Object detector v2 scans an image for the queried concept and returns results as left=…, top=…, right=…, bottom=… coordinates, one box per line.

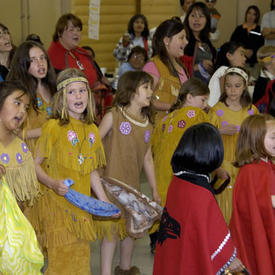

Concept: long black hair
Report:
left=7, top=41, right=56, bottom=111
left=152, top=18, right=187, bottom=77
left=214, top=41, right=244, bottom=71
left=127, top=14, right=149, bottom=38
left=171, top=122, right=224, bottom=175
left=183, top=2, right=216, bottom=60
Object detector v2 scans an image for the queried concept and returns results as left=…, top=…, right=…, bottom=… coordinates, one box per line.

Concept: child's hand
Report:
left=228, top=257, right=245, bottom=273
left=153, top=190, right=161, bottom=205
left=202, top=59, right=213, bottom=73
left=122, top=33, right=130, bottom=47
left=219, top=124, right=238, bottom=135
left=272, top=195, right=275, bottom=208
left=100, top=197, right=121, bottom=218
left=0, top=164, right=6, bottom=179
left=216, top=167, right=230, bottom=180
left=51, top=179, right=68, bottom=196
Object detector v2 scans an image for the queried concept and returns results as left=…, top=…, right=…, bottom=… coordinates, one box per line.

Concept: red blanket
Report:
left=154, top=176, right=236, bottom=275
left=230, top=160, right=275, bottom=275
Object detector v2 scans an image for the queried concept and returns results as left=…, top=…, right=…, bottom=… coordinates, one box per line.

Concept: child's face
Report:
left=66, top=81, right=88, bottom=120
left=205, top=0, right=216, bottom=9
left=227, top=47, right=246, bottom=67
left=28, top=46, right=48, bottom=80
left=129, top=52, right=145, bottom=70
left=133, top=82, right=153, bottom=108
left=224, top=74, right=245, bottom=103
left=164, top=29, right=188, bottom=58
left=264, top=121, right=275, bottom=157
left=188, top=8, right=207, bottom=33
left=0, top=27, right=12, bottom=52
left=133, top=17, right=145, bottom=35
left=186, top=94, right=209, bottom=110
left=182, top=0, right=194, bottom=12
left=0, top=90, right=30, bottom=132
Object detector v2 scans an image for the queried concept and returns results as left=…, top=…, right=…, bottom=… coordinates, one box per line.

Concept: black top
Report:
left=230, top=24, right=264, bottom=66
left=252, top=76, right=269, bottom=104
left=0, top=65, right=9, bottom=80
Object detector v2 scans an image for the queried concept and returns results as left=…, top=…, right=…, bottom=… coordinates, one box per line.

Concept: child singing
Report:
left=34, top=68, right=112, bottom=274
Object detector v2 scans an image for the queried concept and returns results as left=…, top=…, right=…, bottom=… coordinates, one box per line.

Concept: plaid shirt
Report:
left=113, top=33, right=152, bottom=64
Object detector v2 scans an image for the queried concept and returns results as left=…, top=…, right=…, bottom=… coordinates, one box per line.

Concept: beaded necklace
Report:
left=119, top=107, right=149, bottom=127
left=69, top=120, right=87, bottom=165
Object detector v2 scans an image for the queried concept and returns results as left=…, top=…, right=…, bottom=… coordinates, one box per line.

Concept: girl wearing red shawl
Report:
left=154, top=123, right=244, bottom=275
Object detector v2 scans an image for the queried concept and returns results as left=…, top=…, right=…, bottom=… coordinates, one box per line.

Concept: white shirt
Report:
left=208, top=66, right=228, bottom=107
left=261, top=10, right=275, bottom=46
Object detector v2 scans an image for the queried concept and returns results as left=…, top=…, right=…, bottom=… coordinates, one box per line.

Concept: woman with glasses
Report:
left=0, top=23, right=16, bottom=81
left=48, top=13, right=113, bottom=122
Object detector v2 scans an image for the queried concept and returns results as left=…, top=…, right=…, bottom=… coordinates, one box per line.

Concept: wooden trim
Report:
left=136, top=0, right=141, bottom=14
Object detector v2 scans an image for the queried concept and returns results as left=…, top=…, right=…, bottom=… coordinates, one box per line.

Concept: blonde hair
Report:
left=257, top=45, right=275, bottom=68
left=51, top=68, right=95, bottom=125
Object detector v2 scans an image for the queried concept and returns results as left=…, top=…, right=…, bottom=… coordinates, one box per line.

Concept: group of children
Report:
left=0, top=48, right=161, bottom=274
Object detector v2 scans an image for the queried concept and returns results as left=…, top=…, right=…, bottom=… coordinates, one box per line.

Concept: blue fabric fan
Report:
left=64, top=179, right=120, bottom=216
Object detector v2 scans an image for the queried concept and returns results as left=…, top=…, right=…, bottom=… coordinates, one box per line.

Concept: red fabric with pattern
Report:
left=153, top=176, right=236, bottom=275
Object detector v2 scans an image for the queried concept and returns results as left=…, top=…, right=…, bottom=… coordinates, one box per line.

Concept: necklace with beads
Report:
left=119, top=107, right=149, bottom=127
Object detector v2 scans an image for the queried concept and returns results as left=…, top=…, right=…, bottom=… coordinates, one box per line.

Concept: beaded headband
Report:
left=56, top=76, right=93, bottom=119
left=57, top=76, right=89, bottom=91
left=258, top=54, right=275, bottom=63
left=224, top=67, right=248, bottom=84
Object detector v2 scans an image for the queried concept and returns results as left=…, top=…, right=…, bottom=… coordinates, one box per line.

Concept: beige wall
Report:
left=0, top=0, right=65, bottom=49
left=213, top=0, right=270, bottom=49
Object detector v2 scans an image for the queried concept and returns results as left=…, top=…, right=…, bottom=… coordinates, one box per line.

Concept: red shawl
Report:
left=229, top=160, right=275, bottom=275
left=154, top=175, right=236, bottom=275
left=47, top=41, right=98, bottom=88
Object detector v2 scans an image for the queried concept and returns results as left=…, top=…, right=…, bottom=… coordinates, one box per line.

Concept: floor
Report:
left=90, top=172, right=156, bottom=275
left=90, top=236, right=154, bottom=275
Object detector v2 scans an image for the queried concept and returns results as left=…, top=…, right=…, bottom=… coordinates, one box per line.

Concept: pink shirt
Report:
left=143, top=61, right=188, bottom=84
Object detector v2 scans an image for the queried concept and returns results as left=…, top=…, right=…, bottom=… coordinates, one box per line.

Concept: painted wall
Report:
left=0, top=0, right=64, bottom=49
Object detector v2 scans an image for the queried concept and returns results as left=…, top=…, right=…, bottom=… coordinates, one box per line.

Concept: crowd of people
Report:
left=0, top=1, right=275, bottom=275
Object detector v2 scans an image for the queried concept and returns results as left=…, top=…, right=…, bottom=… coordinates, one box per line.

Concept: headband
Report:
left=56, top=76, right=93, bottom=119
left=224, top=67, right=248, bottom=84
left=57, top=76, right=89, bottom=91
left=258, top=54, right=275, bottom=63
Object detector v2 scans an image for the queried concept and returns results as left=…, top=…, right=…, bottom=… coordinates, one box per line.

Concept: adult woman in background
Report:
left=230, top=5, right=264, bottom=69
left=113, top=14, right=152, bottom=64
left=143, top=18, right=189, bottom=123
left=0, top=23, right=16, bottom=81
left=182, top=2, right=216, bottom=83
left=47, top=13, right=112, bottom=122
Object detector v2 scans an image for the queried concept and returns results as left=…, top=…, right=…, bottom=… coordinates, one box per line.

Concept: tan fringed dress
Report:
left=30, top=117, right=105, bottom=275
left=95, top=107, right=153, bottom=241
